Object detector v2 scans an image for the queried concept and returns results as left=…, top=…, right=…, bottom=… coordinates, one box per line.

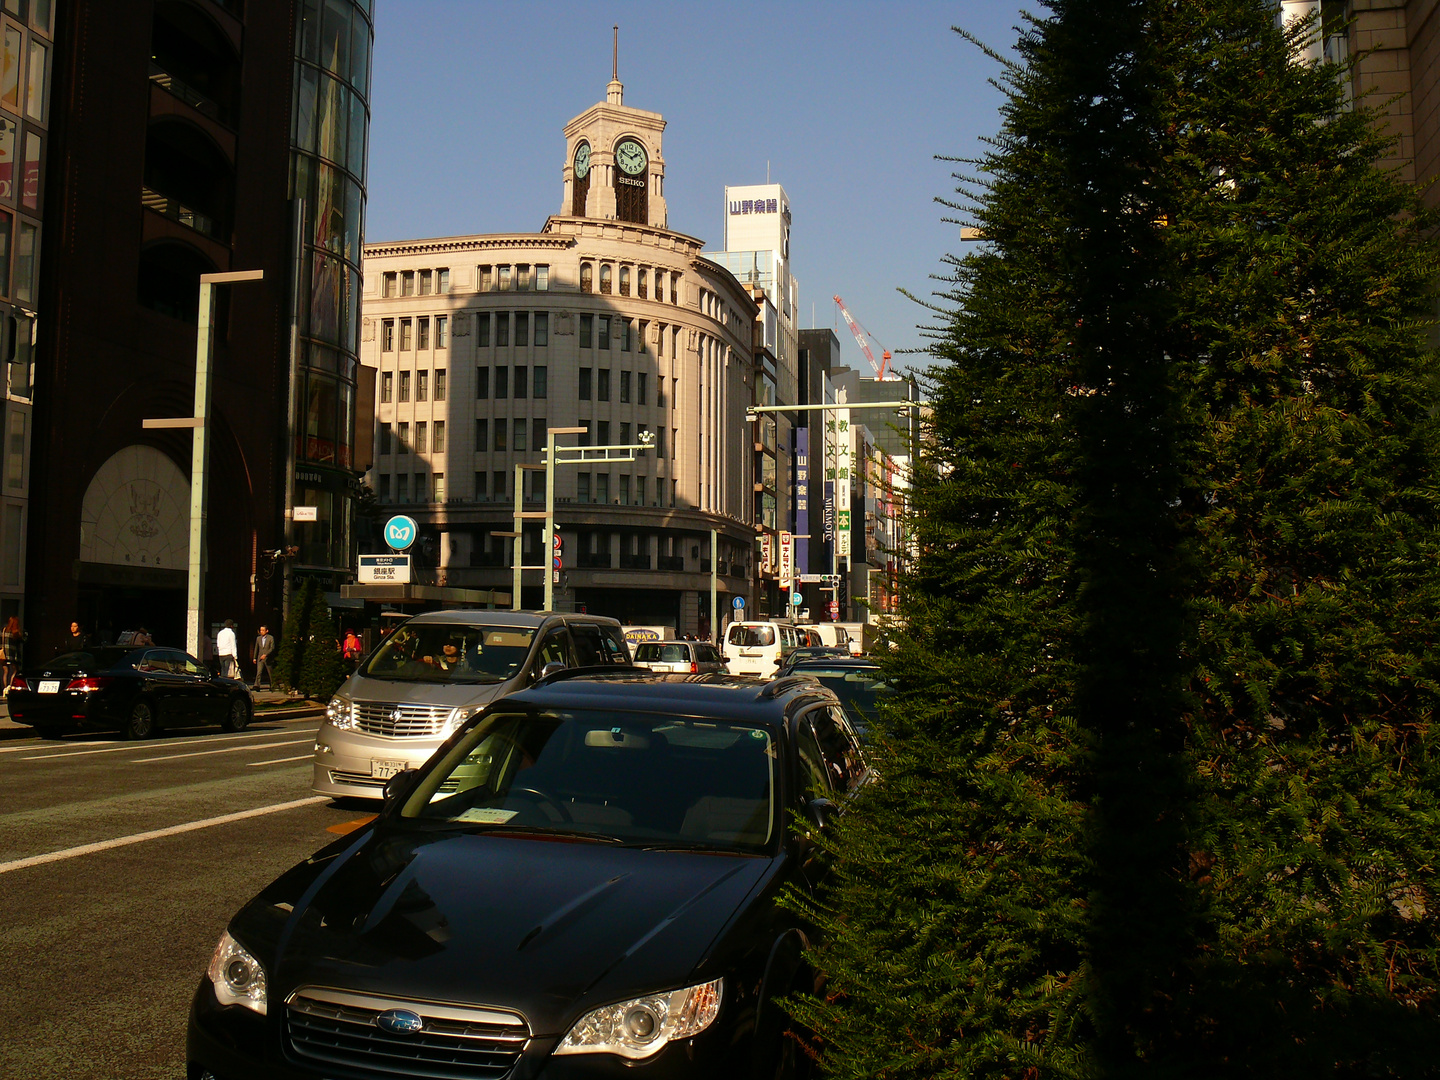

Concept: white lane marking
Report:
left=13, top=722, right=320, bottom=761
left=245, top=754, right=314, bottom=767
left=133, top=738, right=314, bottom=763
left=0, top=796, right=330, bottom=875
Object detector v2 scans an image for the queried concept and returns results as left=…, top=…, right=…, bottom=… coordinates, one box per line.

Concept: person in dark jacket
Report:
left=65, top=621, right=88, bottom=653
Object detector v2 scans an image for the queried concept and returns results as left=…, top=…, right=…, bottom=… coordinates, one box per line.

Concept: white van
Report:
left=723, top=620, right=801, bottom=678
left=810, top=624, right=852, bottom=652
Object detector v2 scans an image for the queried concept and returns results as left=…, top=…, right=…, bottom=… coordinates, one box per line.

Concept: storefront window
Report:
left=0, top=28, right=19, bottom=113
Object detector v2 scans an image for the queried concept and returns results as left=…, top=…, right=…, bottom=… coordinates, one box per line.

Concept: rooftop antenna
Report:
left=613, top=25, right=619, bottom=81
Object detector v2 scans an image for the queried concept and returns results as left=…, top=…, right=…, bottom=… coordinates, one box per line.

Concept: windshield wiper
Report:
left=458, top=824, right=624, bottom=844
left=630, top=841, right=750, bottom=854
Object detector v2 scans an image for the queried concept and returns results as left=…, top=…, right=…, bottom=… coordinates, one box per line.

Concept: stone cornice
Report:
left=364, top=234, right=574, bottom=257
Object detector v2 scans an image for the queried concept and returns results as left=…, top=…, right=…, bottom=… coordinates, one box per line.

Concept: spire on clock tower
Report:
left=607, top=26, right=623, bottom=105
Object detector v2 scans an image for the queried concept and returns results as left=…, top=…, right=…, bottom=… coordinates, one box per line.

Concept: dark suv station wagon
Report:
left=190, top=671, right=868, bottom=1079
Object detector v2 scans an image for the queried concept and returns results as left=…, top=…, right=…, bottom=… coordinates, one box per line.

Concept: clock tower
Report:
left=561, top=57, right=667, bottom=228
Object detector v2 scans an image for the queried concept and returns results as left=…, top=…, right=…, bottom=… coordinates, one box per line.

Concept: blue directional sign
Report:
left=732, top=596, right=746, bottom=611
left=384, top=515, right=418, bottom=552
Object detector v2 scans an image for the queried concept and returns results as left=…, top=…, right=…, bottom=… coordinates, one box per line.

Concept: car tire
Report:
left=125, top=699, right=157, bottom=740
left=221, top=695, right=251, bottom=732
left=34, top=725, right=65, bottom=740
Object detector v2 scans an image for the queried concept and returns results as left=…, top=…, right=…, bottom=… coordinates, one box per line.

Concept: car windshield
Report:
left=729, top=625, right=775, bottom=647
left=401, top=708, right=777, bottom=853
left=362, top=624, right=536, bottom=683
left=38, top=648, right=138, bottom=673
left=798, top=666, right=888, bottom=732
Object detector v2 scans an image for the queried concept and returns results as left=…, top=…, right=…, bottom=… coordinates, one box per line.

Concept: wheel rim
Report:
left=131, top=703, right=153, bottom=737
left=231, top=699, right=247, bottom=726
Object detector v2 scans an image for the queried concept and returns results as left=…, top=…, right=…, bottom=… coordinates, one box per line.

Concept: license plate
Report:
left=371, top=759, right=406, bottom=779
left=38, top=680, right=60, bottom=694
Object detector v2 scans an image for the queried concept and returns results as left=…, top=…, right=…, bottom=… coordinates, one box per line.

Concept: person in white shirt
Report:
left=216, top=620, right=239, bottom=679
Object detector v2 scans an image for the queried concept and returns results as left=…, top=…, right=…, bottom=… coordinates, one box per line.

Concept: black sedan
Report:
left=8, top=646, right=252, bottom=739
left=188, top=671, right=869, bottom=1080
left=775, top=656, right=889, bottom=737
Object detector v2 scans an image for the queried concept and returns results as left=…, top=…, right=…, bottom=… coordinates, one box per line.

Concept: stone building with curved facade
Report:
left=361, top=76, right=757, bottom=636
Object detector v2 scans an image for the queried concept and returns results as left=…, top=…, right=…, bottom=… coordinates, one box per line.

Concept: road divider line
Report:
left=133, top=738, right=313, bottom=763
left=12, top=721, right=320, bottom=760
left=245, top=754, right=314, bottom=767
left=0, top=796, right=330, bottom=875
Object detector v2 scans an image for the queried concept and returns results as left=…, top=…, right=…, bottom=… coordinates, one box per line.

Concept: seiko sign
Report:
left=617, top=175, right=645, bottom=187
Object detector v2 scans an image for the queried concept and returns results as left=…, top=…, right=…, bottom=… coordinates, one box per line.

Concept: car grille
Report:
left=286, top=987, right=530, bottom=1080
left=353, top=701, right=453, bottom=738
left=327, top=769, right=460, bottom=794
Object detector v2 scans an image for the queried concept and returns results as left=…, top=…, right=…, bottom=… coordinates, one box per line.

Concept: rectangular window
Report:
left=494, top=421, right=507, bottom=451
left=531, top=470, right=546, bottom=501
left=533, top=417, right=546, bottom=450
left=398, top=371, right=410, bottom=402
left=494, top=366, right=508, bottom=398
left=579, top=314, right=592, bottom=348
left=656, top=322, right=665, bottom=359
left=598, top=317, right=610, bottom=350
left=620, top=422, right=631, bottom=444
left=656, top=427, right=664, bottom=458
left=417, top=370, right=428, bottom=401
left=655, top=377, right=664, bottom=408
left=499, top=265, right=512, bottom=291
left=671, top=479, right=677, bottom=507
left=397, top=474, right=409, bottom=503
left=399, top=318, right=413, bottom=350
left=415, top=421, right=427, bottom=454
left=598, top=420, right=610, bottom=445
left=416, top=472, right=427, bottom=501
left=474, top=470, right=487, bottom=500
left=578, top=368, right=591, bottom=400
left=598, top=369, right=610, bottom=402
left=533, top=365, right=547, bottom=398
left=380, top=371, right=393, bottom=402
left=433, top=473, right=446, bottom=501
left=535, top=265, right=549, bottom=291
left=580, top=422, right=592, bottom=447
left=493, top=471, right=507, bottom=499
left=419, top=269, right=432, bottom=295
left=479, top=265, right=493, bottom=291
left=475, top=418, right=488, bottom=451
left=382, top=319, right=395, bottom=351
left=379, top=474, right=391, bottom=501
left=514, top=312, right=528, bottom=347
left=496, top=312, right=510, bottom=347
left=379, top=422, right=392, bottom=454
left=382, top=271, right=396, bottom=297
left=576, top=473, right=590, bottom=503
left=434, top=369, right=447, bottom=401
left=436, top=315, right=448, bottom=349
left=398, top=421, right=409, bottom=452
left=514, top=418, right=527, bottom=452
left=620, top=371, right=631, bottom=403
left=514, top=366, right=526, bottom=399
left=533, top=312, right=548, bottom=346
left=517, top=264, right=530, bottom=291
left=438, top=267, right=450, bottom=293
left=620, top=319, right=631, bottom=351
left=476, top=312, right=490, bottom=346
left=417, top=317, right=429, bottom=350
left=637, top=477, right=647, bottom=505
left=476, top=365, right=489, bottom=398
left=596, top=473, right=609, bottom=504
left=619, top=474, right=630, bottom=506
left=638, top=372, right=648, bottom=405
left=637, top=320, right=648, bottom=354
left=402, top=271, right=415, bottom=296
left=433, top=420, right=446, bottom=453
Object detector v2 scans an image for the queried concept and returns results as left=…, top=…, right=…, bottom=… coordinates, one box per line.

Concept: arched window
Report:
left=600, top=265, right=612, bottom=296
left=137, top=242, right=219, bottom=322
left=144, top=118, right=235, bottom=240
left=619, top=266, right=630, bottom=297
left=150, top=1, right=241, bottom=125
left=638, top=268, right=648, bottom=300
left=580, top=263, right=593, bottom=293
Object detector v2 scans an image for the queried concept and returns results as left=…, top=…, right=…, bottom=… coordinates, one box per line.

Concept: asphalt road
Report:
left=0, top=711, right=372, bottom=1080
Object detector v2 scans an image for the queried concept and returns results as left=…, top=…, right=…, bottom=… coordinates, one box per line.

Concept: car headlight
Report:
left=206, top=930, right=267, bottom=1015
left=441, top=704, right=486, bottom=737
left=555, top=978, right=722, bottom=1060
left=325, top=693, right=355, bottom=730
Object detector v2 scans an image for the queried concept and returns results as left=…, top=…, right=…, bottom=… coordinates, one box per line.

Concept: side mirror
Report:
left=538, top=661, right=567, bottom=681
left=382, top=768, right=420, bottom=808
left=803, top=797, right=837, bottom=833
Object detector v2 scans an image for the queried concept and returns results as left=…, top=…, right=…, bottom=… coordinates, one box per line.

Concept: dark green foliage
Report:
left=791, top=1, right=1440, bottom=1077
left=273, top=578, right=345, bottom=698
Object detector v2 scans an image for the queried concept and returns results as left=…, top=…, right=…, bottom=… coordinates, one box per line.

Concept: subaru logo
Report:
left=376, top=1008, right=424, bottom=1035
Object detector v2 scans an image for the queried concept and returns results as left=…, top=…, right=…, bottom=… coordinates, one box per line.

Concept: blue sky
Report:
left=365, top=1, right=1030, bottom=375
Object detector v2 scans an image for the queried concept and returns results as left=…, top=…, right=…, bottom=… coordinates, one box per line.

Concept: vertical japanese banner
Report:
left=835, top=409, right=852, bottom=559
left=779, top=531, right=793, bottom=590
left=795, top=428, right=810, bottom=579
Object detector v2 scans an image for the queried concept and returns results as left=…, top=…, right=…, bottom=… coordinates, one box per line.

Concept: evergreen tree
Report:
left=792, top=2, right=1440, bottom=1076
left=273, top=578, right=315, bottom=693
left=299, top=587, right=347, bottom=698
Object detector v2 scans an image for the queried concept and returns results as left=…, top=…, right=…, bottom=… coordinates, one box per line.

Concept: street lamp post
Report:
left=143, top=269, right=264, bottom=658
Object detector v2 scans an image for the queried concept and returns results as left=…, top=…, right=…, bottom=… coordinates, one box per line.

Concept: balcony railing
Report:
left=656, top=556, right=683, bottom=572
left=141, top=186, right=218, bottom=239
left=619, top=554, right=651, bottom=570
left=577, top=552, right=613, bottom=569
left=148, top=62, right=227, bottom=123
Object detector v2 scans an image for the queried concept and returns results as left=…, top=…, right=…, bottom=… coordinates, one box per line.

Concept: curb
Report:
left=0, top=702, right=326, bottom=739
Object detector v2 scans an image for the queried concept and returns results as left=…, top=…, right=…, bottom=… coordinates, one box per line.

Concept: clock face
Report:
left=615, top=139, right=648, bottom=176
left=573, top=142, right=591, bottom=180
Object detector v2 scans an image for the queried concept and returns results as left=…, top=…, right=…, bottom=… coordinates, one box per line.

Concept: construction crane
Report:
left=832, top=295, right=893, bottom=381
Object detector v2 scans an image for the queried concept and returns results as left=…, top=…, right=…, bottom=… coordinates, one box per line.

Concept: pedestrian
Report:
left=216, top=619, right=239, bottom=680
left=342, top=629, right=363, bottom=669
left=133, top=626, right=153, bottom=646
left=252, top=624, right=275, bottom=690
left=0, top=615, right=21, bottom=691
left=65, top=620, right=88, bottom=653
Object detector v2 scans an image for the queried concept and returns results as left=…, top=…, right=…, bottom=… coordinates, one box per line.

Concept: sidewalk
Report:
left=0, top=688, right=325, bottom=737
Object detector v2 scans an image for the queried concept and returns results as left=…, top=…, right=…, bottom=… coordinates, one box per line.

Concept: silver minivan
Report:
left=631, top=639, right=729, bottom=675
left=311, top=610, right=631, bottom=800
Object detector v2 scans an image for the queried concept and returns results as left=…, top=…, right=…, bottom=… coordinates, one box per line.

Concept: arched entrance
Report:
left=76, top=445, right=190, bottom=646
